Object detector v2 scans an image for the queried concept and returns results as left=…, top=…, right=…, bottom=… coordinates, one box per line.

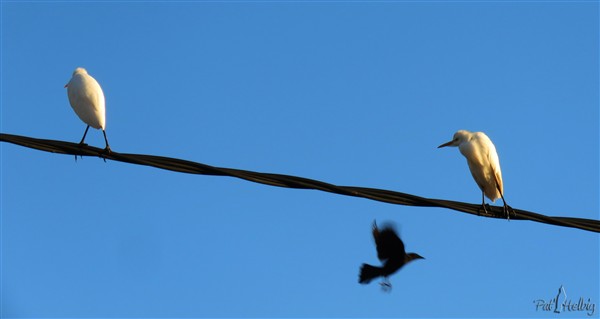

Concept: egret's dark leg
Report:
left=479, top=191, right=489, bottom=215
left=97, top=130, right=112, bottom=163
left=74, top=125, right=91, bottom=161
left=102, top=130, right=111, bottom=152
left=494, top=183, right=513, bottom=220
left=498, top=191, right=513, bottom=220
left=79, top=125, right=90, bottom=145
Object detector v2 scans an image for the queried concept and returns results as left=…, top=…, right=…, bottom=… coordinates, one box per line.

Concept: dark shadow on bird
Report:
left=359, top=220, right=424, bottom=291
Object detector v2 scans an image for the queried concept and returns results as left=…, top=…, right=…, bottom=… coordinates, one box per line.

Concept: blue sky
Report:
left=1, top=1, right=598, bottom=318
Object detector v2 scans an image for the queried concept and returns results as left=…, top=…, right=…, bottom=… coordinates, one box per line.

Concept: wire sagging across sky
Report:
left=2, top=132, right=599, bottom=233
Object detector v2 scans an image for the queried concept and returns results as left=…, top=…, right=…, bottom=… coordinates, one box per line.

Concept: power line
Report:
left=2, top=132, right=599, bottom=233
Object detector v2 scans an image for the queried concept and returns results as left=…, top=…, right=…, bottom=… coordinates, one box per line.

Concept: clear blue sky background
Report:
left=1, top=1, right=598, bottom=318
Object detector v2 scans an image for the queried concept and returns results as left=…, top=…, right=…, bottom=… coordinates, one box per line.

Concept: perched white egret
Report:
left=438, top=130, right=511, bottom=217
left=65, top=67, right=111, bottom=151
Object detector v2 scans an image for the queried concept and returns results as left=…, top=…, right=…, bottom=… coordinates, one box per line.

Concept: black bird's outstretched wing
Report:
left=373, top=223, right=406, bottom=262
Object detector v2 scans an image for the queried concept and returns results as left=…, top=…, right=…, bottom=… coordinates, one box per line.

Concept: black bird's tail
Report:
left=359, top=263, right=383, bottom=284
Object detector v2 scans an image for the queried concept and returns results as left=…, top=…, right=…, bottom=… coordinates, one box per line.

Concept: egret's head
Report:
left=72, top=67, right=88, bottom=76
left=66, top=68, right=89, bottom=88
left=438, top=130, right=472, bottom=148
left=65, top=68, right=87, bottom=87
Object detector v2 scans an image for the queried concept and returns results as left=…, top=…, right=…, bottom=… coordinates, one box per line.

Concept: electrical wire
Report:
left=2, top=132, right=598, bottom=233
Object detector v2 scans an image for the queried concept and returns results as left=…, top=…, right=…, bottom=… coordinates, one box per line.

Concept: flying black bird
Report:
left=359, top=221, right=424, bottom=289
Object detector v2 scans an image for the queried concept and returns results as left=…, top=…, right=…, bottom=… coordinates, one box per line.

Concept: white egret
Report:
left=438, top=130, right=511, bottom=217
left=65, top=67, right=111, bottom=152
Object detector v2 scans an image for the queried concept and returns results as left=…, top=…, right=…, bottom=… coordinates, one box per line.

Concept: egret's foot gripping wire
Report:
left=504, top=204, right=516, bottom=221
left=478, top=203, right=493, bottom=216
left=101, top=147, right=112, bottom=163
left=74, top=142, right=89, bottom=162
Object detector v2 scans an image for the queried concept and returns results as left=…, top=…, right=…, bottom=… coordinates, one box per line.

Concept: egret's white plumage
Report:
left=65, top=67, right=111, bottom=151
left=438, top=130, right=509, bottom=215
